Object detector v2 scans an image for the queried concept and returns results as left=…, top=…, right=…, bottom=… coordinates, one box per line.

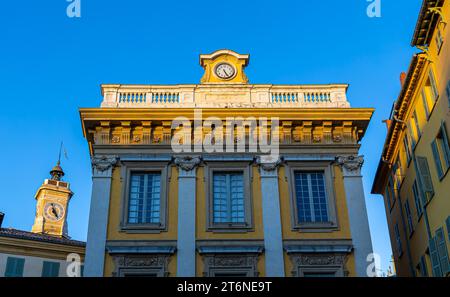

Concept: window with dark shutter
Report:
left=416, top=156, right=434, bottom=203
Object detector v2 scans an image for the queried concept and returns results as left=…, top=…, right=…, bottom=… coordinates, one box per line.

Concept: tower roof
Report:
left=50, top=161, right=65, bottom=181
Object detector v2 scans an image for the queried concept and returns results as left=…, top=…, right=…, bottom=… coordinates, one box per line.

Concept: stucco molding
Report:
left=201, top=253, right=261, bottom=277
left=336, top=155, right=364, bottom=176
left=256, top=156, right=283, bottom=176
left=91, top=155, right=118, bottom=177
left=288, top=253, right=349, bottom=277
left=111, top=254, right=172, bottom=277
left=174, top=156, right=202, bottom=172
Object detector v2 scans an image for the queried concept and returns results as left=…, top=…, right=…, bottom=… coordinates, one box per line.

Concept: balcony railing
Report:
left=100, top=84, right=350, bottom=108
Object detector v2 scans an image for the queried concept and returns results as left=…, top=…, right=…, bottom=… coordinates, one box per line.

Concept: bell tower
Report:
left=31, top=162, right=73, bottom=238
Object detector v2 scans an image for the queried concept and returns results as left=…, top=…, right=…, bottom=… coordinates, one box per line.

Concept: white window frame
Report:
left=287, top=162, right=338, bottom=231
left=205, top=162, right=253, bottom=232
left=120, top=162, right=169, bottom=233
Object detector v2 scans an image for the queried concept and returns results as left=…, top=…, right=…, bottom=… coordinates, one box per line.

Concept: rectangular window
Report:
left=5, top=257, right=25, bottom=277
left=393, top=157, right=403, bottom=190
left=128, top=172, right=161, bottom=224
left=432, top=122, right=450, bottom=179
left=422, top=89, right=431, bottom=119
left=385, top=186, right=392, bottom=211
left=446, top=80, right=450, bottom=108
left=412, top=181, right=423, bottom=218
left=412, top=110, right=422, bottom=139
left=419, top=255, right=428, bottom=277
left=436, top=228, right=450, bottom=275
left=404, top=136, right=412, bottom=164
left=394, top=223, right=403, bottom=257
left=294, top=171, right=329, bottom=223
left=429, top=69, right=439, bottom=104
left=388, top=175, right=396, bottom=207
left=431, top=140, right=444, bottom=178
left=429, top=237, right=442, bottom=277
left=42, top=261, right=60, bottom=277
left=416, top=156, right=435, bottom=203
left=212, top=172, right=245, bottom=224
left=405, top=200, right=414, bottom=235
left=446, top=217, right=450, bottom=242
left=408, top=123, right=417, bottom=149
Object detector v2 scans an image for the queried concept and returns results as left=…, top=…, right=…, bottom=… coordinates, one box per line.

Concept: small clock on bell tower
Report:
left=31, top=161, right=73, bottom=238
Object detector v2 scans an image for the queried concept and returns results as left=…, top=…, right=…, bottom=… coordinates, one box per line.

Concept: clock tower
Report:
left=200, top=49, right=249, bottom=84
left=31, top=162, right=73, bottom=238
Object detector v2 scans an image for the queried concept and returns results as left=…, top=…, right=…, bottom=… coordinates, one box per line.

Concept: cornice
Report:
left=0, top=237, right=85, bottom=260
left=411, top=0, right=445, bottom=46
left=79, top=108, right=374, bottom=121
left=373, top=54, right=428, bottom=192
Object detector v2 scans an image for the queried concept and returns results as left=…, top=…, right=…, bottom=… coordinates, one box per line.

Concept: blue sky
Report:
left=0, top=0, right=422, bottom=275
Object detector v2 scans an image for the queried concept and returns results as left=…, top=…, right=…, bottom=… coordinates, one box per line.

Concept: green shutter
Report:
left=436, top=228, right=450, bottom=275
left=42, top=261, right=60, bottom=277
left=412, top=181, right=423, bottom=217
left=385, top=186, right=392, bottom=210
left=404, top=137, right=412, bottom=163
left=440, top=122, right=450, bottom=169
left=431, top=140, right=444, bottom=178
left=446, top=217, right=450, bottom=242
left=416, top=156, right=434, bottom=203
left=429, top=69, right=439, bottom=102
left=420, top=256, right=428, bottom=277
left=5, top=257, right=25, bottom=277
left=430, top=237, right=442, bottom=277
left=408, top=124, right=417, bottom=148
left=422, top=89, right=431, bottom=119
left=413, top=111, right=421, bottom=138
left=446, top=80, right=450, bottom=108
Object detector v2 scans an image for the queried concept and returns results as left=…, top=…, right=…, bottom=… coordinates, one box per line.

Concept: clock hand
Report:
left=51, top=205, right=59, bottom=219
left=223, top=69, right=229, bottom=76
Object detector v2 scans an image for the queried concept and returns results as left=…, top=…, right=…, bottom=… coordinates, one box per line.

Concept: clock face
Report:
left=44, top=202, right=65, bottom=222
left=215, top=63, right=235, bottom=79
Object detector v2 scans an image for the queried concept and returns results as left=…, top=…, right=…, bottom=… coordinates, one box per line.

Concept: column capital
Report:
left=174, top=156, right=202, bottom=173
left=91, top=155, right=118, bottom=178
left=256, top=156, right=283, bottom=177
left=336, top=155, right=364, bottom=177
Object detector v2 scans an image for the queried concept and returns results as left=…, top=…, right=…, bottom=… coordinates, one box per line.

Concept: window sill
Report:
left=119, top=224, right=167, bottom=234
left=207, top=224, right=254, bottom=233
left=292, top=222, right=338, bottom=233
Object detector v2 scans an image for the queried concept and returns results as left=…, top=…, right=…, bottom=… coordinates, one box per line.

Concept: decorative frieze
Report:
left=202, top=254, right=260, bottom=277
left=289, top=253, right=349, bottom=277
left=111, top=254, right=172, bottom=277
left=89, top=120, right=362, bottom=146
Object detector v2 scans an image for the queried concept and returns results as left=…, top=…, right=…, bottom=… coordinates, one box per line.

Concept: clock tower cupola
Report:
left=31, top=161, right=73, bottom=238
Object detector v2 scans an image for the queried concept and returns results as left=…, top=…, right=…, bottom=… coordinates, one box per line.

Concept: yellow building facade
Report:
left=372, top=0, right=450, bottom=277
left=81, top=49, right=374, bottom=277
